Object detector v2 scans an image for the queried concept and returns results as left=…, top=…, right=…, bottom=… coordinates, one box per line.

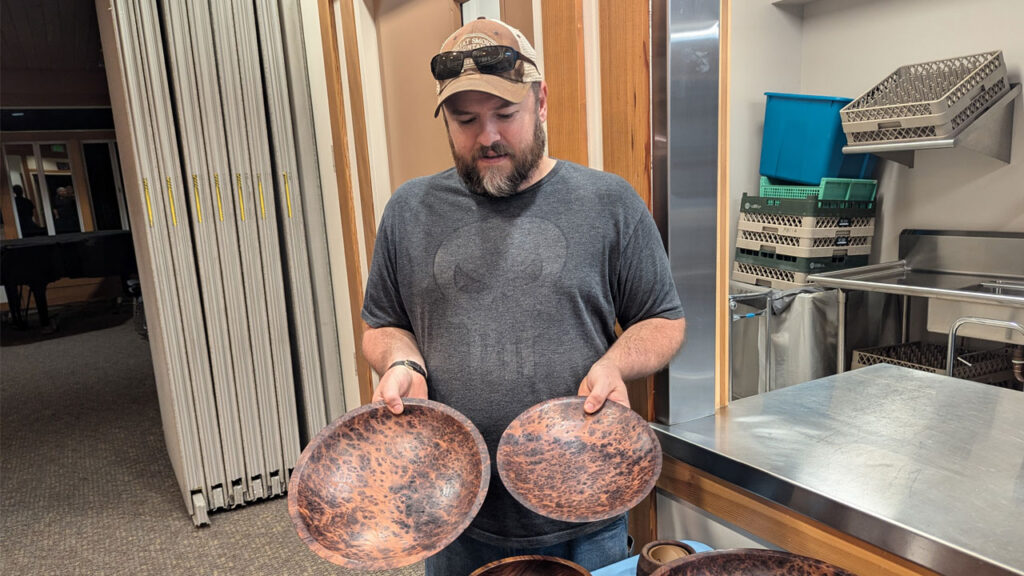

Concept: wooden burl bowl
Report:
left=469, top=555, right=591, bottom=576
left=650, top=549, right=857, bottom=576
left=496, top=396, right=662, bottom=523
left=287, top=399, right=489, bottom=570
left=637, top=540, right=697, bottom=576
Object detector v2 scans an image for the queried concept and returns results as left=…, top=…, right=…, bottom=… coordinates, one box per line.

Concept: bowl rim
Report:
left=287, top=398, right=490, bottom=569
left=468, top=554, right=591, bottom=576
left=648, top=548, right=856, bottom=576
left=496, top=395, right=662, bottom=523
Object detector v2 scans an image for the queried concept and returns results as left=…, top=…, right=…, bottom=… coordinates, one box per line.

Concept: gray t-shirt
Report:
left=362, top=160, right=684, bottom=547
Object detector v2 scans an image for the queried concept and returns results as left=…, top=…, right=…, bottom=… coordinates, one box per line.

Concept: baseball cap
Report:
left=433, top=18, right=543, bottom=117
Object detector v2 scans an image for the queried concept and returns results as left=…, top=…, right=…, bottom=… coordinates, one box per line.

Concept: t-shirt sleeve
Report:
left=361, top=205, right=413, bottom=331
left=614, top=202, right=685, bottom=329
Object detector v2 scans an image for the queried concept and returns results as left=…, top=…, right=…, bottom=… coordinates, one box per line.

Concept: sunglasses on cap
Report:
left=430, top=45, right=534, bottom=81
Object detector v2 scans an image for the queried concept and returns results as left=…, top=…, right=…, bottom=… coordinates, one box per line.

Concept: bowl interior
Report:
left=496, top=396, right=662, bottom=522
left=470, top=555, right=591, bottom=576
left=288, top=399, right=489, bottom=569
left=650, top=549, right=856, bottom=576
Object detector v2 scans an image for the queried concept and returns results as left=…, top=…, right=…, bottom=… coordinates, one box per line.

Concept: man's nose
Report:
left=476, top=119, right=501, bottom=148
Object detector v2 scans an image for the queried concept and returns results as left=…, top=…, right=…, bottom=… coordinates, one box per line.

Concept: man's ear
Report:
left=536, top=81, right=549, bottom=123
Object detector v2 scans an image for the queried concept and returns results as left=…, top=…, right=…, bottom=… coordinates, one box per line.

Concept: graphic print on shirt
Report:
left=433, top=216, right=568, bottom=384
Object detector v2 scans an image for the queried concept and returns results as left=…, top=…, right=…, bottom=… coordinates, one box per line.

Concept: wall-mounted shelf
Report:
left=841, top=83, right=1020, bottom=168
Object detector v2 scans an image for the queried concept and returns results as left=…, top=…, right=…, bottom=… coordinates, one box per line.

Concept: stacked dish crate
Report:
left=734, top=92, right=879, bottom=290
left=840, top=51, right=1009, bottom=147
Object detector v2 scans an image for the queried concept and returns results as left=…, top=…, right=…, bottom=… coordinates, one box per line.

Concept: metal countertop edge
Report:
left=650, top=423, right=1023, bottom=576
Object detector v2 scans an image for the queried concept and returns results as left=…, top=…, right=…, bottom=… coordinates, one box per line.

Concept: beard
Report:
left=451, top=116, right=546, bottom=198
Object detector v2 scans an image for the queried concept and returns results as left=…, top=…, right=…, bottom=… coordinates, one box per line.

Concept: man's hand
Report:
left=372, top=365, right=428, bottom=415
left=578, top=359, right=631, bottom=414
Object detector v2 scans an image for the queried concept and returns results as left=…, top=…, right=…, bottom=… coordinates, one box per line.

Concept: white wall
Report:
left=728, top=1, right=803, bottom=259
left=731, top=0, right=1024, bottom=263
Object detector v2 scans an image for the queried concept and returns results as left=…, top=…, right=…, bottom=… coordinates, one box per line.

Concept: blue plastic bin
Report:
left=759, top=92, right=877, bottom=185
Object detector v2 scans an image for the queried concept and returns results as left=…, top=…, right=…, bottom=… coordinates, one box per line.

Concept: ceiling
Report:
left=1, top=0, right=103, bottom=74
left=0, top=0, right=109, bottom=108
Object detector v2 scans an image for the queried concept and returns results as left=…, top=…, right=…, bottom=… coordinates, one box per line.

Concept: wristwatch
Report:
left=388, top=359, right=428, bottom=380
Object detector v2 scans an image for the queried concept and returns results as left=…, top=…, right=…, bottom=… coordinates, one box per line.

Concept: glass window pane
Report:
left=83, top=142, right=124, bottom=231
left=42, top=143, right=81, bottom=234
left=4, top=144, right=47, bottom=237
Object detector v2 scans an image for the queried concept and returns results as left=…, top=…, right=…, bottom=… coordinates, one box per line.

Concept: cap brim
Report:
left=434, top=74, right=533, bottom=117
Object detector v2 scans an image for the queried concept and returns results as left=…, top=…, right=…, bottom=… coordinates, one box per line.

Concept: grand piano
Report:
left=1, top=230, right=136, bottom=329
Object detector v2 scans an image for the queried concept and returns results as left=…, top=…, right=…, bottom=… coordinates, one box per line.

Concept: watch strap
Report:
left=388, top=359, right=427, bottom=380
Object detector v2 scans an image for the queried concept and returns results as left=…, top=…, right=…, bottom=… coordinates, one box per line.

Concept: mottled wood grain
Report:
left=650, top=549, right=858, bottom=576
left=496, top=396, right=662, bottom=522
left=287, top=399, right=489, bottom=569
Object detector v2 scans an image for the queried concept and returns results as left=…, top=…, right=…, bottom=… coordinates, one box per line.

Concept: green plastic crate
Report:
left=759, top=176, right=878, bottom=201
left=734, top=247, right=868, bottom=274
left=740, top=193, right=876, bottom=218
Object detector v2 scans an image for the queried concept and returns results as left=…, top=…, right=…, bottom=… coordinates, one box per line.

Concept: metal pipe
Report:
left=901, top=295, right=910, bottom=344
left=1013, top=345, right=1024, bottom=384
left=837, top=289, right=846, bottom=373
left=945, top=317, right=1024, bottom=377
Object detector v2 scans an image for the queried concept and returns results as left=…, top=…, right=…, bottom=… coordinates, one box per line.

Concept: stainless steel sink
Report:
left=808, top=231, right=1024, bottom=360
left=960, top=280, right=1024, bottom=296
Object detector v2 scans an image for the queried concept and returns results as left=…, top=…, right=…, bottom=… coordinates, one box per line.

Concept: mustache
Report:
left=473, top=142, right=512, bottom=160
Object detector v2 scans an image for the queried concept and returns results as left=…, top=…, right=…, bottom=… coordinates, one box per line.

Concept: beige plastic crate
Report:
left=738, top=212, right=875, bottom=237
left=841, top=51, right=1009, bottom=144
left=732, top=261, right=811, bottom=291
left=851, top=342, right=1013, bottom=384
left=736, top=229, right=872, bottom=258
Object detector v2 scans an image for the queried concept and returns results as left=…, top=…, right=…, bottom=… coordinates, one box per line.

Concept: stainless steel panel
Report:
left=898, top=230, right=1024, bottom=277
left=654, top=364, right=1024, bottom=576
left=653, top=0, right=721, bottom=425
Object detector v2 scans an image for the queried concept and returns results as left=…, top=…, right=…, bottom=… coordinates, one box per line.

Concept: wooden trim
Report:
left=500, top=1, right=534, bottom=45
left=598, top=0, right=651, bottom=207
left=658, top=457, right=942, bottom=576
left=715, top=0, right=731, bottom=408
left=318, top=0, right=374, bottom=405
left=539, top=0, right=588, bottom=165
left=598, top=0, right=657, bottom=547
left=338, top=0, right=377, bottom=269
left=628, top=491, right=657, bottom=554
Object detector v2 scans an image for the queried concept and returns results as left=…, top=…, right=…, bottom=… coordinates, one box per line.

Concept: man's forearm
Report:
left=361, top=324, right=426, bottom=376
left=600, top=316, right=686, bottom=380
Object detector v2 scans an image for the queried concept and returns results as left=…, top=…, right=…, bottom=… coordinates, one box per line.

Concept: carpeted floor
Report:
left=0, top=305, right=424, bottom=576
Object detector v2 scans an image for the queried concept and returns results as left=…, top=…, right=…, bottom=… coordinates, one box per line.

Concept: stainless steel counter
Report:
left=653, top=364, right=1024, bottom=576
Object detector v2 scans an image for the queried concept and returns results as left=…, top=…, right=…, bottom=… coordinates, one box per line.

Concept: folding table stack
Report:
left=105, top=0, right=343, bottom=525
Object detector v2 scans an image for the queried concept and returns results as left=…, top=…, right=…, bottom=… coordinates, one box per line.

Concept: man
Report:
left=361, top=18, right=685, bottom=574
left=12, top=185, right=45, bottom=237
left=52, top=186, right=79, bottom=234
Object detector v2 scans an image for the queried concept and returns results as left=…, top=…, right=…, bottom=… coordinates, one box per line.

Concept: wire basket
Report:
left=841, top=51, right=1009, bottom=144
left=852, top=342, right=1013, bottom=384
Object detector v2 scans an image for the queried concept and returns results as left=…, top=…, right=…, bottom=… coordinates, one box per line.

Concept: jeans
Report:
left=424, top=515, right=629, bottom=576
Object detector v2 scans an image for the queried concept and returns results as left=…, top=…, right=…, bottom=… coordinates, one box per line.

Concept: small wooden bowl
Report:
left=637, top=540, right=697, bottom=576
left=497, top=396, right=662, bottom=522
left=287, top=399, right=489, bottom=570
left=469, top=555, right=591, bottom=576
left=650, top=549, right=856, bottom=576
